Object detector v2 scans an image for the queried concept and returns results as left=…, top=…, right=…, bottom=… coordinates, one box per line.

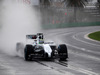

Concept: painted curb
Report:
left=84, top=32, right=100, bottom=43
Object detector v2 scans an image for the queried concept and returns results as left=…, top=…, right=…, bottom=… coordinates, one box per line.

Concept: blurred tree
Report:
left=40, top=0, right=88, bottom=22
left=40, top=0, right=51, bottom=6
left=63, top=0, right=88, bottom=22
left=63, top=0, right=87, bottom=7
left=96, top=0, right=100, bottom=13
left=97, top=0, right=100, bottom=8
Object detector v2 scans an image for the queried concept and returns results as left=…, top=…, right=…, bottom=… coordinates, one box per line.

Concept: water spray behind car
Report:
left=0, top=1, right=41, bottom=57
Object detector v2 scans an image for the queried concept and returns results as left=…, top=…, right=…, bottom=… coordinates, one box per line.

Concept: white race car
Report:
left=16, top=33, right=68, bottom=61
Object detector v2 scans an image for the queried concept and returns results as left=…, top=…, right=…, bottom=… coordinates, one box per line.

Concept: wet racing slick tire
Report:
left=44, top=52, right=49, bottom=60
left=24, top=45, right=33, bottom=61
left=58, top=44, right=68, bottom=60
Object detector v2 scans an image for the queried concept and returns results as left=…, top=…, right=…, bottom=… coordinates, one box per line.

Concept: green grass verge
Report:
left=88, top=31, right=100, bottom=41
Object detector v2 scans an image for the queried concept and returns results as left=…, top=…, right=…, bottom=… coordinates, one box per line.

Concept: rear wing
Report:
left=26, top=33, right=44, bottom=44
left=26, top=33, right=43, bottom=39
left=26, top=35, right=37, bottom=39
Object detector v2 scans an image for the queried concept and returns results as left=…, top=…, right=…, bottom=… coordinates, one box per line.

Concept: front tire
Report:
left=44, top=53, right=48, bottom=60
left=58, top=44, right=68, bottom=60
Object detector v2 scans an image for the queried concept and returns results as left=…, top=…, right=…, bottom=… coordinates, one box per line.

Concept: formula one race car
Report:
left=16, top=33, right=68, bottom=61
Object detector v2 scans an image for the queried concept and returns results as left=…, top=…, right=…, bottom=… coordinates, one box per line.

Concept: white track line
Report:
left=49, top=40, right=100, bottom=74
left=72, top=33, right=100, bottom=46
left=47, top=30, right=100, bottom=75
left=85, top=33, right=100, bottom=44
left=68, top=51, right=99, bottom=75
left=68, top=38, right=100, bottom=53
left=68, top=64, right=99, bottom=75
left=55, top=32, right=100, bottom=56
left=66, top=43, right=100, bottom=61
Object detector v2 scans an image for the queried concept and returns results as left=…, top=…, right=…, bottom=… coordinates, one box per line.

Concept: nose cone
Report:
left=43, top=44, right=52, bottom=57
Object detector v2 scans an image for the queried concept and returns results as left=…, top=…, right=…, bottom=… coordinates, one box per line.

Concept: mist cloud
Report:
left=0, top=1, right=41, bottom=56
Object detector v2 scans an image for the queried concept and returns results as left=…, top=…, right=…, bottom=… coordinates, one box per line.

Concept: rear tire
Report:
left=24, top=45, right=33, bottom=61
left=24, top=48, right=29, bottom=61
left=58, top=44, right=68, bottom=60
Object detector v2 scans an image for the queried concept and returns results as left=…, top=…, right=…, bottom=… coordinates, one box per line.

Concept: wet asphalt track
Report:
left=0, top=26, right=100, bottom=75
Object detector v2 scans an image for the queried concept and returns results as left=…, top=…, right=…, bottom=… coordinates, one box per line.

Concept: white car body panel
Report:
left=43, top=44, right=52, bottom=57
